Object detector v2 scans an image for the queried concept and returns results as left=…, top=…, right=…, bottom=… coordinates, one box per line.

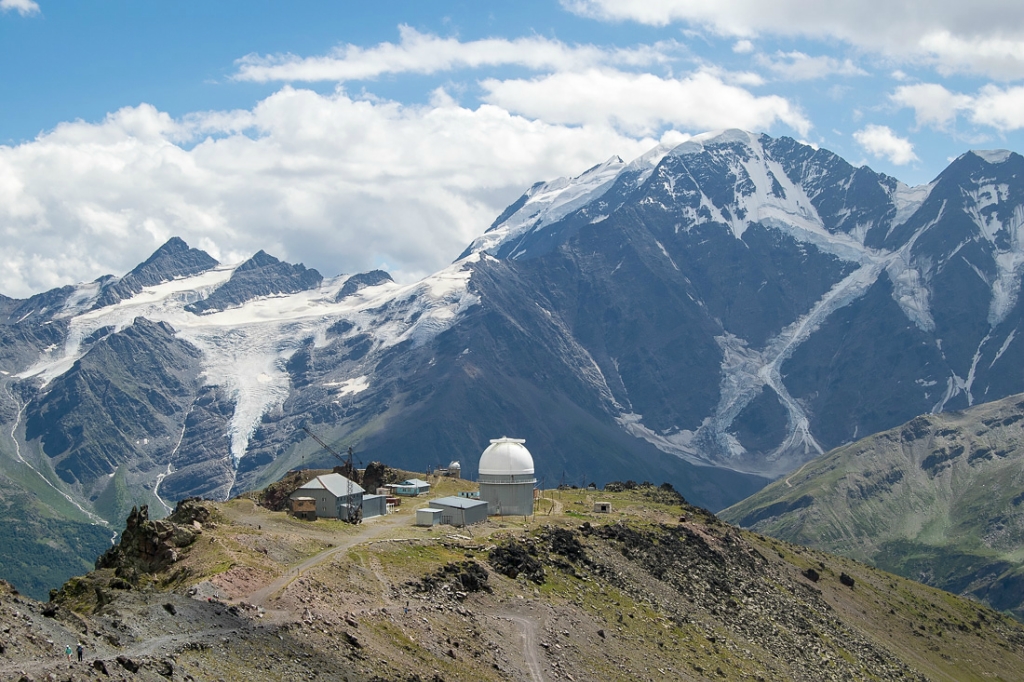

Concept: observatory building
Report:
left=478, top=437, right=536, bottom=516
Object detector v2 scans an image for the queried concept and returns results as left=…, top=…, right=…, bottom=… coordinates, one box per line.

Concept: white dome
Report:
left=448, top=460, right=461, bottom=470
left=479, top=437, right=534, bottom=476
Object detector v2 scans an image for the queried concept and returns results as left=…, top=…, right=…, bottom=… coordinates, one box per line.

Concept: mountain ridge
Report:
left=719, top=391, right=1024, bottom=619
left=3, top=129, right=1024, bottom=599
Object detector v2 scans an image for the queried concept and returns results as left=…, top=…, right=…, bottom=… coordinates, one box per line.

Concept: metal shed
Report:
left=431, top=496, right=489, bottom=526
left=416, top=508, right=443, bottom=526
left=361, top=494, right=387, bottom=519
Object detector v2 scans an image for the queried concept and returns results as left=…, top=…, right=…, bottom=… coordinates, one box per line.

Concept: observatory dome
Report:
left=479, top=437, right=534, bottom=476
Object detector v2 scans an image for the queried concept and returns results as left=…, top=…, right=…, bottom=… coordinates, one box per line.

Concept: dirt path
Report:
left=497, top=613, right=546, bottom=682
left=0, top=626, right=238, bottom=678
left=785, top=459, right=812, bottom=488
left=247, top=511, right=408, bottom=610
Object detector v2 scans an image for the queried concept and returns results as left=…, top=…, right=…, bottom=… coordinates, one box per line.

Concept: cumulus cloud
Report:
left=732, top=39, right=754, bottom=54
left=0, top=90, right=664, bottom=298
left=892, top=82, right=1024, bottom=132
left=853, top=124, right=919, bottom=165
left=756, top=51, right=867, bottom=81
left=562, top=0, right=1024, bottom=78
left=233, top=25, right=681, bottom=82
left=891, top=83, right=973, bottom=130
left=480, top=68, right=810, bottom=136
left=0, top=0, right=40, bottom=15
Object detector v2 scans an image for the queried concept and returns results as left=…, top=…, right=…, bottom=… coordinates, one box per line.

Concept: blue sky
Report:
left=2, top=0, right=1024, bottom=297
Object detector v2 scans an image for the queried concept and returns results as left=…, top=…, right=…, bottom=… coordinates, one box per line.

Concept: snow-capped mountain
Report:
left=3, top=130, right=1024, bottom=573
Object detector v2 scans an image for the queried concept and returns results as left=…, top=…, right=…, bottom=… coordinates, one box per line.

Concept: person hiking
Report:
left=77, top=643, right=84, bottom=662
left=65, top=643, right=73, bottom=661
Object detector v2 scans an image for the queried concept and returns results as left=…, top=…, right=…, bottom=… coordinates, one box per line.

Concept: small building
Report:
left=431, top=495, right=489, bottom=526
left=478, top=437, right=536, bottom=516
left=457, top=490, right=480, bottom=499
left=594, top=502, right=612, bottom=513
left=288, top=473, right=365, bottom=520
left=362, top=494, right=387, bottom=519
left=290, top=497, right=317, bottom=521
left=446, top=461, right=462, bottom=479
left=393, top=478, right=431, bottom=496
left=416, top=507, right=443, bottom=526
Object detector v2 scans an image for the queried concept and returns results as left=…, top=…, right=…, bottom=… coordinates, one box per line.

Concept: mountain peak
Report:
left=186, top=250, right=322, bottom=314
left=672, top=128, right=759, bottom=155
left=970, top=149, right=1014, bottom=165
left=91, top=237, right=218, bottom=310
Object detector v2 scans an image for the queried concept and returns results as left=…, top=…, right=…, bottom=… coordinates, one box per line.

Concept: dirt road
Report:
left=498, top=613, right=546, bottom=682
left=247, top=510, right=409, bottom=608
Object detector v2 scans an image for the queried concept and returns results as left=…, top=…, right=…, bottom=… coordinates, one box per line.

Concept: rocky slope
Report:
left=720, top=392, right=1024, bottom=620
left=2, top=483, right=1024, bottom=681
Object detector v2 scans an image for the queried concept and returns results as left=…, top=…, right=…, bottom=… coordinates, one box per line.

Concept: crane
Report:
left=301, top=425, right=361, bottom=523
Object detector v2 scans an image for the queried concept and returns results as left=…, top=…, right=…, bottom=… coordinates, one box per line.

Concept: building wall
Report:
left=361, top=494, right=386, bottom=519
left=479, top=481, right=535, bottom=516
left=336, top=492, right=363, bottom=520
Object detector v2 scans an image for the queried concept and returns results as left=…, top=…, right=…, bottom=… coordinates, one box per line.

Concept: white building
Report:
left=478, top=437, right=536, bottom=516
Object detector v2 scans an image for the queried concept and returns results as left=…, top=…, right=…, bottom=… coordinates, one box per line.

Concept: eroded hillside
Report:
left=3, top=478, right=1024, bottom=681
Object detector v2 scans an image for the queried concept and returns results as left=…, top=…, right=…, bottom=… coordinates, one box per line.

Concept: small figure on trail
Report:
left=77, top=642, right=84, bottom=662
left=65, top=643, right=73, bottom=661
left=404, top=600, right=410, bottom=615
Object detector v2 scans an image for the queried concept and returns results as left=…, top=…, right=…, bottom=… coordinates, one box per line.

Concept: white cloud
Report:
left=892, top=82, right=1024, bottom=132
left=0, top=90, right=662, bottom=298
left=233, top=24, right=681, bottom=82
left=853, top=124, right=919, bottom=165
left=562, top=0, right=1024, bottom=78
left=756, top=51, right=867, bottom=81
left=732, top=39, right=754, bottom=54
left=969, top=84, right=1024, bottom=130
left=480, top=68, right=810, bottom=136
left=0, top=0, right=39, bottom=15
left=891, top=83, right=973, bottom=130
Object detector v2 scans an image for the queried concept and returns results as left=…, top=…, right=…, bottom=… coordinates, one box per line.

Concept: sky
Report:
left=2, top=1, right=1024, bottom=298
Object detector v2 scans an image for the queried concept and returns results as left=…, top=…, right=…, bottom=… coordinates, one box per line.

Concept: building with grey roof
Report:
left=430, top=495, right=489, bottom=526
left=289, top=473, right=365, bottom=520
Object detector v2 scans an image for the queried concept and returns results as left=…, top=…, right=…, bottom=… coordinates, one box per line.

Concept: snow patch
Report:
left=891, top=181, right=933, bottom=230
left=972, top=149, right=1012, bottom=164
left=325, top=376, right=370, bottom=397
left=990, top=330, right=1016, bottom=368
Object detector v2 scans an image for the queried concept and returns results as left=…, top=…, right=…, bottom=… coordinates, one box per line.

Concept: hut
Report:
left=289, top=497, right=317, bottom=521
left=594, top=502, right=612, bottom=513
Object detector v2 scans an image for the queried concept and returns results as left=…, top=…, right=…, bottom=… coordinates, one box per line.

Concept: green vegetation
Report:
left=720, top=393, right=1024, bottom=620
left=0, top=492, right=111, bottom=601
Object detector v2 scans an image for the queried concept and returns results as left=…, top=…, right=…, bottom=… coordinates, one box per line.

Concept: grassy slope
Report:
left=21, top=479, right=1024, bottom=682
left=720, top=393, right=1024, bottom=619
